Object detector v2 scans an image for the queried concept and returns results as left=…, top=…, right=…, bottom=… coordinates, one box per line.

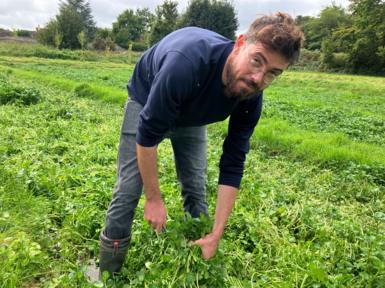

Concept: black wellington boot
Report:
left=98, top=231, right=131, bottom=279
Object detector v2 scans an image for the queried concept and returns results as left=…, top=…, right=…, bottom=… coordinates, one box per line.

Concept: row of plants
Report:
left=0, top=41, right=141, bottom=64
left=0, top=59, right=384, bottom=286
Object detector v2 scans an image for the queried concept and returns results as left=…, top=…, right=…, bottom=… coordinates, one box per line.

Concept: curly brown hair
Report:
left=246, top=12, right=304, bottom=65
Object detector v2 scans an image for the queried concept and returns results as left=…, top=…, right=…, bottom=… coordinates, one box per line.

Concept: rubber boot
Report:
left=99, top=231, right=131, bottom=279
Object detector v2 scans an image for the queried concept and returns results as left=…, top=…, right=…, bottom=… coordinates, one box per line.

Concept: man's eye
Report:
left=252, top=57, right=262, bottom=66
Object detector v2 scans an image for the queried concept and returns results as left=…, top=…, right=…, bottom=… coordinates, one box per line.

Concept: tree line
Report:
left=36, top=0, right=238, bottom=51
left=296, top=0, right=385, bottom=74
left=34, top=0, right=384, bottom=74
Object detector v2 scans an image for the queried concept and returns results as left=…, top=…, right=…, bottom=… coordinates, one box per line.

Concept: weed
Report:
left=0, top=77, right=41, bottom=105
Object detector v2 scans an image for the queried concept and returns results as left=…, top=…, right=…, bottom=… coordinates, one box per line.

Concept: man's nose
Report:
left=250, top=70, right=265, bottom=86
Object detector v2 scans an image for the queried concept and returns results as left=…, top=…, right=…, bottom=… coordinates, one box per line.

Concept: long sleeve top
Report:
left=127, top=27, right=263, bottom=188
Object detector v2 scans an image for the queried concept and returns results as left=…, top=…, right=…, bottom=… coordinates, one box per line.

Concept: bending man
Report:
left=99, top=13, right=303, bottom=276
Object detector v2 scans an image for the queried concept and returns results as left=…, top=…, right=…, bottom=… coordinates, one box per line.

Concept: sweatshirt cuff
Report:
left=136, top=129, right=162, bottom=147
left=218, top=172, right=242, bottom=189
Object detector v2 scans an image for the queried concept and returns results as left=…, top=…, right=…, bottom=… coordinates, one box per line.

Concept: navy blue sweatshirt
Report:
left=127, top=27, right=263, bottom=188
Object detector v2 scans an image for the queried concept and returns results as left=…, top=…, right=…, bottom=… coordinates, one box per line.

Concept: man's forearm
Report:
left=191, top=184, right=238, bottom=259
left=136, top=143, right=161, bottom=200
left=137, top=143, right=167, bottom=232
left=212, top=184, right=238, bottom=238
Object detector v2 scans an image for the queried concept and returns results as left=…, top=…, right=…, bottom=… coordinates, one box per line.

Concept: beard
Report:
left=223, top=59, right=262, bottom=101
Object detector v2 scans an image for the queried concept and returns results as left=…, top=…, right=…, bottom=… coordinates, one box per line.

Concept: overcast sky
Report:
left=0, top=0, right=350, bottom=34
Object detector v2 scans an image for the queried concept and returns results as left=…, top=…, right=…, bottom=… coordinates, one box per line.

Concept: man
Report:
left=99, top=12, right=303, bottom=277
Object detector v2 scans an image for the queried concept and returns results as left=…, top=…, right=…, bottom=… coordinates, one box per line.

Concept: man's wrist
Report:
left=211, top=229, right=223, bottom=240
left=144, top=189, right=162, bottom=201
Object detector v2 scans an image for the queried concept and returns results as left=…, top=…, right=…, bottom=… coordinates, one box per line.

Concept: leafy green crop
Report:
left=0, top=51, right=384, bottom=287
left=0, top=76, right=42, bottom=105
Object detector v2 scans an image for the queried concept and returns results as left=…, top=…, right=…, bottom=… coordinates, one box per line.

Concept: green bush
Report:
left=332, top=52, right=349, bottom=69
left=74, top=83, right=95, bottom=98
left=320, top=38, right=350, bottom=72
left=92, top=36, right=115, bottom=51
left=131, top=41, right=148, bottom=52
left=16, top=30, right=33, bottom=37
left=36, top=20, right=60, bottom=47
left=291, top=48, right=321, bottom=71
left=0, top=78, right=42, bottom=105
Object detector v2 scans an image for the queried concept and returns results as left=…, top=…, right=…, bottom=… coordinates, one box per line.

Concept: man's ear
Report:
left=235, top=34, right=246, bottom=48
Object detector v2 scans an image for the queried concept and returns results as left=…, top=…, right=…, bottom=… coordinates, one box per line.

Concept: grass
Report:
left=0, top=55, right=133, bottom=90
left=0, top=40, right=142, bottom=64
left=264, top=72, right=385, bottom=146
left=0, top=46, right=384, bottom=287
left=254, top=118, right=385, bottom=174
left=0, top=65, right=127, bottom=106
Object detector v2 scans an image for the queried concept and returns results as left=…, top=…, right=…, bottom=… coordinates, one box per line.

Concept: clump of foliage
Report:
left=16, top=29, right=33, bottom=37
left=0, top=77, right=42, bottom=105
left=346, top=0, right=385, bottom=73
left=291, top=49, right=321, bottom=71
left=130, top=41, right=148, bottom=52
left=37, top=0, right=96, bottom=49
left=179, top=0, right=238, bottom=40
left=112, top=8, right=153, bottom=49
left=149, top=1, right=178, bottom=46
left=92, top=28, right=115, bottom=51
left=74, top=83, right=95, bottom=99
left=0, top=232, right=48, bottom=287
left=106, top=215, right=226, bottom=287
left=296, top=0, right=385, bottom=74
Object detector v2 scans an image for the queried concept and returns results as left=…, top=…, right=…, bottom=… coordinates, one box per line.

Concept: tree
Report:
left=347, top=0, right=385, bottom=73
left=297, top=0, right=385, bottom=74
left=112, top=8, right=153, bottom=48
left=77, top=31, right=86, bottom=49
left=54, top=30, right=63, bottom=49
left=92, top=28, right=115, bottom=51
left=56, top=5, right=84, bottom=49
left=16, top=30, right=33, bottom=37
left=95, top=28, right=112, bottom=39
left=297, top=4, right=351, bottom=50
left=149, top=1, right=179, bottom=45
left=56, top=0, right=96, bottom=49
left=61, top=0, right=96, bottom=41
left=37, top=0, right=96, bottom=49
left=295, top=15, right=313, bottom=27
left=37, top=19, right=61, bottom=47
left=179, top=0, right=238, bottom=40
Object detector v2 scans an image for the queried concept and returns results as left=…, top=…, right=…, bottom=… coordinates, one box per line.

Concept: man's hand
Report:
left=136, top=144, right=166, bottom=233
left=192, top=185, right=238, bottom=260
left=144, top=198, right=167, bottom=233
left=191, top=232, right=220, bottom=260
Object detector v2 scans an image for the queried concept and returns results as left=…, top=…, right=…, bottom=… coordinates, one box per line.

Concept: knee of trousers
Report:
left=180, top=177, right=206, bottom=195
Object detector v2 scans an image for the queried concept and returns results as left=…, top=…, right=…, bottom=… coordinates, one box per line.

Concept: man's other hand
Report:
left=191, top=232, right=220, bottom=260
left=144, top=198, right=167, bottom=233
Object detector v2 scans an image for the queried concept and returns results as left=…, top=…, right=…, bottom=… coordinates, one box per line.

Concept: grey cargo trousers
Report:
left=104, top=99, right=208, bottom=239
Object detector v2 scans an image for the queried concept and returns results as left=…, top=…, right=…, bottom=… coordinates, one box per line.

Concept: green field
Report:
left=0, top=45, right=384, bottom=287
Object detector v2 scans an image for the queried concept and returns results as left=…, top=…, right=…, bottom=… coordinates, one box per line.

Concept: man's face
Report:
left=223, top=35, right=289, bottom=100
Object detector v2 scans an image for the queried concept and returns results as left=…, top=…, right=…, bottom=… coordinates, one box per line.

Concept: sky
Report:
left=0, top=0, right=350, bottom=34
